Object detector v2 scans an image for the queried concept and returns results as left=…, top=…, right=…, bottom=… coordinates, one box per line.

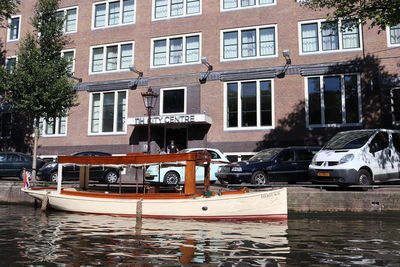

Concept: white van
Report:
left=309, top=129, right=400, bottom=185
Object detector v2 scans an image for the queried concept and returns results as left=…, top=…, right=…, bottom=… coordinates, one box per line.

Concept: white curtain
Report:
left=301, top=24, right=318, bottom=52
left=171, top=0, right=184, bottom=16
left=155, top=0, right=168, bottom=18
left=241, top=30, right=256, bottom=57
left=94, top=4, right=106, bottom=27
left=120, top=44, right=132, bottom=69
left=92, top=48, right=104, bottom=72
left=186, top=36, right=199, bottom=62
left=169, top=38, right=183, bottom=64
left=224, top=32, right=238, bottom=59
left=106, top=46, right=118, bottom=71
left=187, top=0, right=200, bottom=14
left=154, top=40, right=167, bottom=65
left=108, top=1, right=120, bottom=25
left=260, top=28, right=275, bottom=55
left=66, top=9, right=77, bottom=32
left=122, top=0, right=135, bottom=23
left=224, top=0, right=237, bottom=9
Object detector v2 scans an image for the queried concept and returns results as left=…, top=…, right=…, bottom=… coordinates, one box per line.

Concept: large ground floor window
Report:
left=306, top=74, right=361, bottom=127
left=225, top=79, right=274, bottom=130
left=90, top=90, right=127, bottom=134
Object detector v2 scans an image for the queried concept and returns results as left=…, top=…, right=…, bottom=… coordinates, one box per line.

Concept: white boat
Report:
left=22, top=152, right=287, bottom=220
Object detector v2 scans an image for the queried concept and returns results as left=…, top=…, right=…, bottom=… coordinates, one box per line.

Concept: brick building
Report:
left=1, top=0, right=399, bottom=161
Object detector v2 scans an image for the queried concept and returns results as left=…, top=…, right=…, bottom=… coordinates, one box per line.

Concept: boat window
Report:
left=323, top=131, right=375, bottom=150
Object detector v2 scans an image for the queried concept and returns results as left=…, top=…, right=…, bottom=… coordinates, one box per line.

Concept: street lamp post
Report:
left=141, top=87, right=158, bottom=154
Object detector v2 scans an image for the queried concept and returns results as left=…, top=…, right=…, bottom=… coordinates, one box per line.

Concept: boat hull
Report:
left=22, top=188, right=287, bottom=220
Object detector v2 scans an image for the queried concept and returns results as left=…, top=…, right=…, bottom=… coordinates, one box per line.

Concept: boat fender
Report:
left=202, top=206, right=208, bottom=211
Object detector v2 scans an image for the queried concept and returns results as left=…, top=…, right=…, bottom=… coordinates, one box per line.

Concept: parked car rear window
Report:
left=324, top=131, right=374, bottom=150
left=250, top=148, right=283, bottom=161
left=296, top=150, right=315, bottom=160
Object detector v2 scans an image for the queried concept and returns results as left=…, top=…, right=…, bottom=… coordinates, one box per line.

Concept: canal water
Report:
left=1, top=205, right=399, bottom=266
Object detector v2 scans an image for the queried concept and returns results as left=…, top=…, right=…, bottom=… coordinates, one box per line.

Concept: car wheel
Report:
left=104, top=171, right=119, bottom=184
left=358, top=169, right=372, bottom=190
left=19, top=170, right=31, bottom=181
left=251, top=171, right=269, bottom=185
left=164, top=171, right=180, bottom=185
left=50, top=172, right=58, bottom=183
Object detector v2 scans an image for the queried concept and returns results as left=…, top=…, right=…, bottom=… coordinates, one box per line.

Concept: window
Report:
left=39, top=117, right=67, bottom=136
left=225, top=80, right=274, bottom=130
left=299, top=19, right=361, bottom=54
left=56, top=7, right=78, bottom=33
left=370, top=132, right=389, bottom=152
left=392, top=88, right=400, bottom=125
left=222, top=25, right=276, bottom=61
left=153, top=0, right=200, bottom=20
left=7, top=16, right=20, bottom=41
left=89, top=91, right=127, bottom=134
left=5, top=57, right=17, bottom=73
left=90, top=42, right=134, bottom=73
left=61, top=49, right=75, bottom=74
left=93, top=0, right=135, bottom=29
left=221, top=0, right=275, bottom=11
left=387, top=24, right=400, bottom=47
left=392, top=133, right=400, bottom=153
left=152, top=33, right=200, bottom=67
left=160, top=88, right=186, bottom=114
left=278, top=150, right=294, bottom=162
left=0, top=113, right=12, bottom=138
left=306, top=74, right=361, bottom=127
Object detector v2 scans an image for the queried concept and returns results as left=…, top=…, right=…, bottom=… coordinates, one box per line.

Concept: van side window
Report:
left=393, top=133, right=400, bottom=153
left=370, top=132, right=389, bottom=152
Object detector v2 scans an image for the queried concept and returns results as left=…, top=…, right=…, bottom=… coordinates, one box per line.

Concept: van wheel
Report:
left=164, top=171, right=180, bottom=185
left=358, top=170, right=372, bottom=189
left=251, top=171, right=269, bottom=185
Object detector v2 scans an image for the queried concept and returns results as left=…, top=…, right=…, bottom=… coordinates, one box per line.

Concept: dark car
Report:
left=216, top=147, right=320, bottom=185
left=0, top=152, right=44, bottom=180
left=37, top=151, right=120, bottom=183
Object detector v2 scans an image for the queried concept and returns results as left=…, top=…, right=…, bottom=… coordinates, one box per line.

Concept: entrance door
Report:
left=165, top=128, right=187, bottom=152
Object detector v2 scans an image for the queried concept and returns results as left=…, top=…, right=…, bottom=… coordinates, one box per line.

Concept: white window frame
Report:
left=304, top=73, right=362, bottom=128
left=61, top=49, right=76, bottom=74
left=88, top=90, right=128, bottom=135
left=40, top=117, right=68, bottom=137
left=152, top=0, right=202, bottom=21
left=220, top=0, right=276, bottom=12
left=298, top=19, right=363, bottom=55
left=7, top=15, right=21, bottom=42
left=220, top=24, right=278, bottom=62
left=57, top=6, right=78, bottom=34
left=5, top=56, right=17, bottom=73
left=223, top=79, right=275, bottom=131
left=391, top=87, right=400, bottom=126
left=386, top=24, right=400, bottom=48
left=150, top=33, right=201, bottom=68
left=160, top=87, right=187, bottom=115
left=92, top=0, right=136, bottom=30
left=89, top=41, right=134, bottom=74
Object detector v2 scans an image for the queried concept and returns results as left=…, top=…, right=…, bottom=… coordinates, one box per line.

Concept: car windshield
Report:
left=249, top=148, right=283, bottom=161
left=323, top=131, right=375, bottom=150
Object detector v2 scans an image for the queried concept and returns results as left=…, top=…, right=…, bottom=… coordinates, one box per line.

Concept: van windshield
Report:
left=249, top=148, right=283, bottom=161
left=323, top=131, right=375, bottom=150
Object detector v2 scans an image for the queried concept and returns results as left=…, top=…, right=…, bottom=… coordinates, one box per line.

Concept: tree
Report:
left=298, top=0, right=400, bottom=30
left=6, top=0, right=77, bottom=179
left=0, top=0, right=19, bottom=27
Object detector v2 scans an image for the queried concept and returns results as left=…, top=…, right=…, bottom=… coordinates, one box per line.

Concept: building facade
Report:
left=1, top=0, right=400, bottom=161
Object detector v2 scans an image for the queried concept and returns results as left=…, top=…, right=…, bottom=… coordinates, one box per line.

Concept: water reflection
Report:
left=0, top=206, right=288, bottom=266
left=2, top=205, right=400, bottom=266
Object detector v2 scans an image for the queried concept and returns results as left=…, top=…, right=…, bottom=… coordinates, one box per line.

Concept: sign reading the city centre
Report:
left=127, top=114, right=212, bottom=125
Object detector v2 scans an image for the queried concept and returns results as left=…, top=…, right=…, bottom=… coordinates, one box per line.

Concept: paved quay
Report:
left=1, top=181, right=400, bottom=213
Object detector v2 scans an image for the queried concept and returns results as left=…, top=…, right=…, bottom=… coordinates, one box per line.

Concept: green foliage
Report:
left=0, top=0, right=19, bottom=28
left=298, top=0, right=400, bottom=30
left=6, top=0, right=76, bottom=123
